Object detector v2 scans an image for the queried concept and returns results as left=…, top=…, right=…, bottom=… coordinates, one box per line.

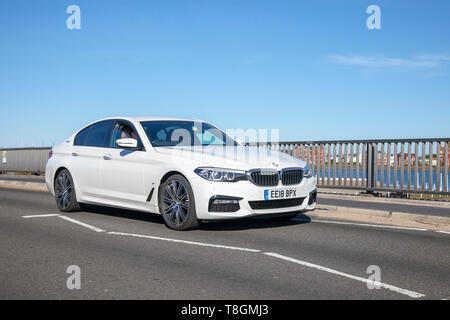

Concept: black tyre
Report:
left=158, top=174, right=199, bottom=230
left=54, top=169, right=81, bottom=212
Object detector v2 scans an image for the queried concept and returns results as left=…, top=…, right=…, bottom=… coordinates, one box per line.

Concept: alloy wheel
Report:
left=161, top=179, right=190, bottom=228
left=55, top=171, right=73, bottom=210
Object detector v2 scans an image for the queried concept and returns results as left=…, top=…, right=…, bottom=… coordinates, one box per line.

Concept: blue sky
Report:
left=1, top=0, right=449, bottom=147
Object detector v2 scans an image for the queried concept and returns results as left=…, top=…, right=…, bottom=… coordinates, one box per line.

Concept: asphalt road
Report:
left=0, top=188, right=449, bottom=299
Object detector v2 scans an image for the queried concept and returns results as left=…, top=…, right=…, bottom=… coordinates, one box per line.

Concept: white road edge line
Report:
left=58, top=216, right=105, bottom=233
left=108, top=231, right=261, bottom=253
left=293, top=218, right=428, bottom=231
left=22, top=214, right=61, bottom=219
left=264, top=252, right=425, bottom=299
left=436, top=231, right=450, bottom=234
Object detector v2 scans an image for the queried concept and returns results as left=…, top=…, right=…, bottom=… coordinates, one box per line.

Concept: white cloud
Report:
left=327, top=54, right=450, bottom=69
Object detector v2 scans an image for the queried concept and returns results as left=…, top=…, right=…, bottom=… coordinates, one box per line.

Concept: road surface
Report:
left=0, top=188, right=449, bottom=299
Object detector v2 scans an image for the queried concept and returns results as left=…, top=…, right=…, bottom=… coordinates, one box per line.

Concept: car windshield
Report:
left=140, top=121, right=239, bottom=147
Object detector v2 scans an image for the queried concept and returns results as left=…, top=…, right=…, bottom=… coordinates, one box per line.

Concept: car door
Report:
left=100, top=120, right=150, bottom=204
left=70, top=120, right=115, bottom=198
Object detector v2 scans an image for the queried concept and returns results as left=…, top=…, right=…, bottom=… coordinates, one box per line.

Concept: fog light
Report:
left=308, top=189, right=317, bottom=205
left=209, top=196, right=242, bottom=212
left=213, top=199, right=238, bottom=205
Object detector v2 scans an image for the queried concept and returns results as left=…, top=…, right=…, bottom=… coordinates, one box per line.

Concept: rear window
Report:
left=74, top=126, right=90, bottom=146
left=74, top=120, right=114, bottom=148
left=85, top=120, right=114, bottom=147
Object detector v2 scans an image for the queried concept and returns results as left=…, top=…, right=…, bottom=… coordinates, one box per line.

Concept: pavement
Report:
left=0, top=188, right=449, bottom=299
left=0, top=175, right=44, bottom=183
left=319, top=195, right=450, bottom=218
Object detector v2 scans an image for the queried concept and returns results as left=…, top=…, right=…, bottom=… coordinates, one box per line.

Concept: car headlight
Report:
left=303, top=165, right=313, bottom=178
left=194, top=167, right=247, bottom=182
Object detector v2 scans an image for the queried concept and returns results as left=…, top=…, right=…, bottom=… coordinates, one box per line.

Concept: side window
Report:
left=74, top=126, right=91, bottom=146
left=196, top=129, right=225, bottom=145
left=85, top=120, right=115, bottom=148
left=109, top=122, right=142, bottom=149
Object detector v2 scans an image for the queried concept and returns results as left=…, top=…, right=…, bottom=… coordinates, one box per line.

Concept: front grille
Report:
left=248, top=168, right=304, bottom=186
left=248, top=170, right=279, bottom=187
left=249, top=197, right=305, bottom=210
left=281, top=169, right=303, bottom=185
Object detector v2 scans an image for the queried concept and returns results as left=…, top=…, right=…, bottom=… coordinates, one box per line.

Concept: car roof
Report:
left=97, top=116, right=205, bottom=123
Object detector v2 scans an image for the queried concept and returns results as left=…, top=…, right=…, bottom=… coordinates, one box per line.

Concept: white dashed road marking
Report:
left=263, top=252, right=425, bottom=299
left=58, top=215, right=106, bottom=233
left=22, top=214, right=61, bottom=218
left=108, top=231, right=261, bottom=252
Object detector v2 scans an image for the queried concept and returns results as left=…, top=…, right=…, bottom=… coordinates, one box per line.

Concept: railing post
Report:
left=366, top=143, right=375, bottom=192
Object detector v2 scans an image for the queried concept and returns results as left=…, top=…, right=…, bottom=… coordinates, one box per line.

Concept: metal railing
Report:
left=247, top=138, right=450, bottom=195
left=2, top=139, right=450, bottom=195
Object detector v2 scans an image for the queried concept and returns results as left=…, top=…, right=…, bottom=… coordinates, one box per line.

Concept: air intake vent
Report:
left=249, top=197, right=305, bottom=210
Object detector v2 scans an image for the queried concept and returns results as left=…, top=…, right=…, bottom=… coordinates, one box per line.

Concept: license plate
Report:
left=264, top=189, right=297, bottom=200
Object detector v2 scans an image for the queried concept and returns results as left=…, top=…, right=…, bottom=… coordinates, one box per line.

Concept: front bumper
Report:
left=189, top=175, right=317, bottom=220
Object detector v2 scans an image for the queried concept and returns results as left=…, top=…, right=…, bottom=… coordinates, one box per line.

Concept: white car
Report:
left=46, top=117, right=316, bottom=230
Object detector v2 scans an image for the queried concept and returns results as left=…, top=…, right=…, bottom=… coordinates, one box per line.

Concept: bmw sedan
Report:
left=46, top=117, right=317, bottom=230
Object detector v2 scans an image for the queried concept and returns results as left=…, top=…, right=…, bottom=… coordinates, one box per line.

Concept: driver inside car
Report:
left=120, top=125, right=137, bottom=140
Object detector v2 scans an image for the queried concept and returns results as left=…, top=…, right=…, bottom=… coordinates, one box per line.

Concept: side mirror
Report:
left=116, top=138, right=138, bottom=149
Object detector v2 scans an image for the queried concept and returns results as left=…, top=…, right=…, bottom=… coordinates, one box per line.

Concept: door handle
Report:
left=103, top=154, right=112, bottom=160
left=72, top=152, right=79, bottom=157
